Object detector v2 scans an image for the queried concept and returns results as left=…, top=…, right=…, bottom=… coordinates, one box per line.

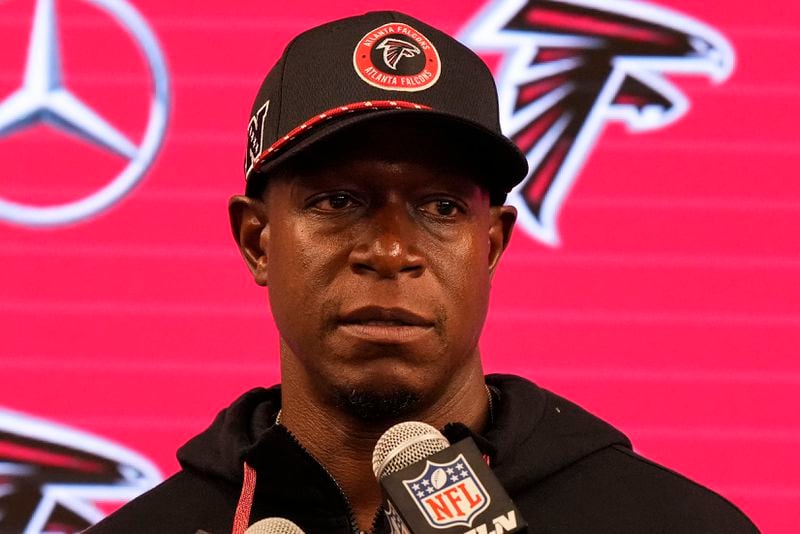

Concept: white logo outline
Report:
left=0, top=407, right=162, bottom=533
left=461, top=0, right=735, bottom=246
left=0, top=0, right=170, bottom=227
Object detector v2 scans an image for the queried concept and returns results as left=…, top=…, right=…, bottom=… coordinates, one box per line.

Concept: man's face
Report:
left=231, top=119, right=515, bottom=417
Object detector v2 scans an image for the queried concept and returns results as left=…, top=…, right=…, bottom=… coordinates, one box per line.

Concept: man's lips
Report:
left=339, top=306, right=434, bottom=327
left=337, top=306, right=434, bottom=343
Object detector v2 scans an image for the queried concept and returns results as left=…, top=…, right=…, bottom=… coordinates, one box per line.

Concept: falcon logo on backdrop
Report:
left=461, top=0, right=735, bottom=246
left=0, top=408, right=161, bottom=533
left=0, top=0, right=170, bottom=227
left=403, top=454, right=491, bottom=528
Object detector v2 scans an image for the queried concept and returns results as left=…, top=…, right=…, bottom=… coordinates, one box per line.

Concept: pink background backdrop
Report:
left=1, top=0, right=798, bottom=531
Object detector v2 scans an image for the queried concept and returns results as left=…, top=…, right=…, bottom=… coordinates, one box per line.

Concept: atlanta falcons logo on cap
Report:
left=462, top=0, right=735, bottom=245
left=354, top=23, right=442, bottom=91
left=376, top=38, right=422, bottom=70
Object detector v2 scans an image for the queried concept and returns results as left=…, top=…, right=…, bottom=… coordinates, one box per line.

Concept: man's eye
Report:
left=314, top=193, right=357, bottom=211
left=420, top=199, right=461, bottom=217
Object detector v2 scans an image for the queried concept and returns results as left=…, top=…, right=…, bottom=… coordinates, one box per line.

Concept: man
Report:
left=87, top=11, right=758, bottom=534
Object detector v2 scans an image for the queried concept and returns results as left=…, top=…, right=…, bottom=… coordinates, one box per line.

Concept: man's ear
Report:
left=228, top=195, right=270, bottom=286
left=487, top=205, right=517, bottom=276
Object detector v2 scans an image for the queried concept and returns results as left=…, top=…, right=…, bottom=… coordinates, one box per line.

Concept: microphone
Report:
left=244, top=517, right=304, bottom=534
left=372, top=422, right=526, bottom=534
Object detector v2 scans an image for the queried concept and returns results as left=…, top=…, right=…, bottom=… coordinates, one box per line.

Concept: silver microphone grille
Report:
left=372, top=421, right=450, bottom=480
left=244, top=517, right=305, bottom=534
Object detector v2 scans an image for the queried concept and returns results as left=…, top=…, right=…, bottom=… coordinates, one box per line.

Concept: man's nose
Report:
left=348, top=204, right=425, bottom=279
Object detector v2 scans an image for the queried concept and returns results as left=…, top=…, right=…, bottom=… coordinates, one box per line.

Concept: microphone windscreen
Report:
left=244, top=517, right=304, bottom=534
left=372, top=421, right=449, bottom=480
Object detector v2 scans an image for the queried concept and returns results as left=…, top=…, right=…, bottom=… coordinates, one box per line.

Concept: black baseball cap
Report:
left=243, top=11, right=528, bottom=200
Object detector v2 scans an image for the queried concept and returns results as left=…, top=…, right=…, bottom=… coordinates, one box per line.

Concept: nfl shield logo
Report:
left=402, top=453, right=491, bottom=528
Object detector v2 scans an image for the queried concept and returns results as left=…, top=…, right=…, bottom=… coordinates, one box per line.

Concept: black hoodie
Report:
left=85, top=374, right=759, bottom=533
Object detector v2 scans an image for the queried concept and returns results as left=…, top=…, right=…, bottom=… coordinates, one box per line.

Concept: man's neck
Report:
left=278, top=362, right=489, bottom=532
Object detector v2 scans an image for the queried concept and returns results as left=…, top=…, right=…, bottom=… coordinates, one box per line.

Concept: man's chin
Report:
left=332, top=385, right=422, bottom=423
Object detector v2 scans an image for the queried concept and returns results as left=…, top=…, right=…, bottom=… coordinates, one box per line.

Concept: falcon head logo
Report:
left=0, top=408, right=161, bottom=533
left=461, top=0, right=735, bottom=245
left=376, top=38, right=422, bottom=70
left=354, top=23, right=441, bottom=91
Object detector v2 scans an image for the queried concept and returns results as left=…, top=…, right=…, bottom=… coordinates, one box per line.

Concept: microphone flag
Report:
left=379, top=437, right=526, bottom=534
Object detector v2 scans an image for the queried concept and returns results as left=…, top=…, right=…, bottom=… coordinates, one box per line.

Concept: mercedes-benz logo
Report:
left=0, top=0, right=170, bottom=226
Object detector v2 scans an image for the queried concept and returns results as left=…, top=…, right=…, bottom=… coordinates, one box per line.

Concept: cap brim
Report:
left=245, top=107, right=528, bottom=198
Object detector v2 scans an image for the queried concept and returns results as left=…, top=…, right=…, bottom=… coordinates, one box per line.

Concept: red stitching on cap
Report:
left=249, top=100, right=432, bottom=177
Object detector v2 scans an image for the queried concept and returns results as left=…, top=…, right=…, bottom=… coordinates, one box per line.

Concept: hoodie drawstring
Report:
left=232, top=462, right=257, bottom=534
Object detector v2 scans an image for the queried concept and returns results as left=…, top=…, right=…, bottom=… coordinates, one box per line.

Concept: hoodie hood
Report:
left=93, top=375, right=757, bottom=534
left=177, top=375, right=630, bottom=495
left=484, top=374, right=631, bottom=494
left=178, top=386, right=281, bottom=481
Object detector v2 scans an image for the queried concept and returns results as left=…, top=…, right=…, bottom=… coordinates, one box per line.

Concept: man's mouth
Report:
left=338, top=306, right=434, bottom=343
left=357, top=320, right=416, bottom=326
left=339, top=306, right=434, bottom=327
